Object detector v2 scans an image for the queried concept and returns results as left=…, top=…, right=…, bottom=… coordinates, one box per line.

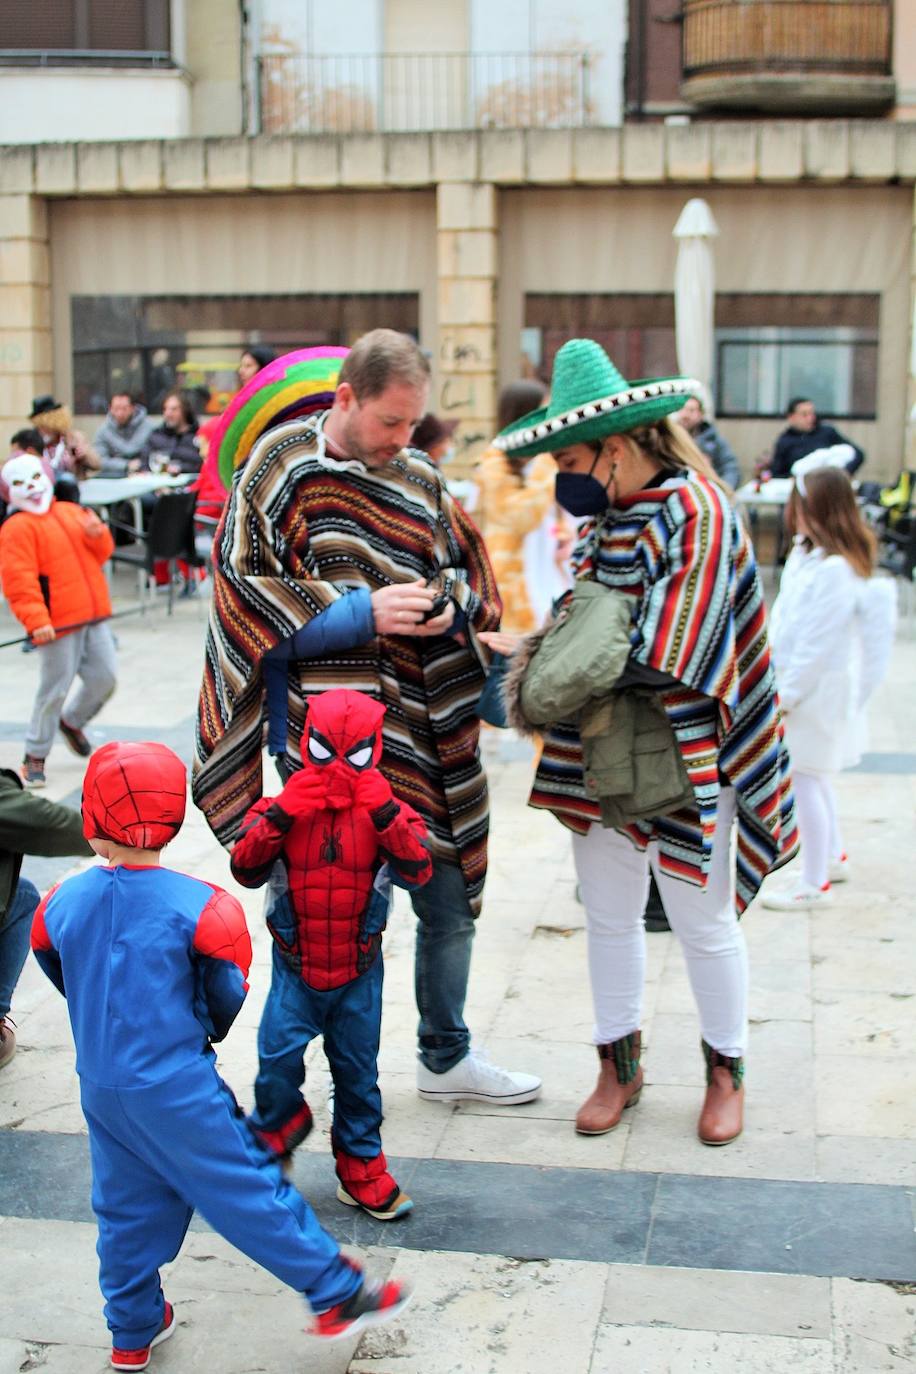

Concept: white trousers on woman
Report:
left=792, top=770, right=843, bottom=889
left=571, top=788, right=748, bottom=1059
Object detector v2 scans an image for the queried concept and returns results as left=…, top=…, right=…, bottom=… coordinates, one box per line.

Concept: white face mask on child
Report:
left=4, top=455, right=53, bottom=514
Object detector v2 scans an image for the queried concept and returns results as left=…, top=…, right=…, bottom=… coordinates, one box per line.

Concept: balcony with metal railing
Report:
left=257, top=51, right=593, bottom=134
left=681, top=0, right=895, bottom=113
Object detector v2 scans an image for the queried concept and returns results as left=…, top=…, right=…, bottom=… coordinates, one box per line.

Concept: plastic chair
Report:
left=109, top=490, right=198, bottom=614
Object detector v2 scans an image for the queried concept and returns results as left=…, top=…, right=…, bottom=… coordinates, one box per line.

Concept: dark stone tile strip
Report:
left=2, top=1130, right=914, bottom=1282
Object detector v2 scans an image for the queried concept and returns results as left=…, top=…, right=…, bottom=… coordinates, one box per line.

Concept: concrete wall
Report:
left=186, top=0, right=245, bottom=137
left=0, top=71, right=191, bottom=145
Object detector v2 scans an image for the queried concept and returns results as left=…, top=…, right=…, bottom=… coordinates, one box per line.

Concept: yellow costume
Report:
left=474, top=447, right=559, bottom=633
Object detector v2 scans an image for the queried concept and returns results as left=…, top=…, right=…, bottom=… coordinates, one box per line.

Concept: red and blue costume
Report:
left=30, top=741, right=361, bottom=1361
left=231, top=689, right=432, bottom=1221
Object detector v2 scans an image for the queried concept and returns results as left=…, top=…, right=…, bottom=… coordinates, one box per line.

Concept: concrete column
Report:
left=435, top=181, right=498, bottom=473
left=0, top=194, right=51, bottom=441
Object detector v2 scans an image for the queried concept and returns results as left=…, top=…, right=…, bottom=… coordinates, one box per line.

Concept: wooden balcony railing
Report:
left=682, top=0, right=892, bottom=78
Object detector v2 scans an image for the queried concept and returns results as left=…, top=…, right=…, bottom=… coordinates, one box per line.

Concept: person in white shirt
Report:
left=764, top=459, right=895, bottom=909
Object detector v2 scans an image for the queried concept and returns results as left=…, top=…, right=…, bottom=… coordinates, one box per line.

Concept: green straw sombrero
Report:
left=494, top=339, right=702, bottom=459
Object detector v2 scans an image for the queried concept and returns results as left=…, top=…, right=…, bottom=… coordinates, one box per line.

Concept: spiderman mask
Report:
left=82, top=740, right=187, bottom=850
left=301, top=690, right=386, bottom=810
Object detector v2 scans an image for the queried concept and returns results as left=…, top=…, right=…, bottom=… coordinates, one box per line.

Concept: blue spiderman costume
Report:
left=28, top=740, right=400, bottom=1369
left=231, top=688, right=432, bottom=1222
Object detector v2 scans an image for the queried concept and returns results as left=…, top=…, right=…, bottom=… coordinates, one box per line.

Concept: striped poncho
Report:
left=531, top=471, right=798, bottom=914
left=193, top=415, right=501, bottom=913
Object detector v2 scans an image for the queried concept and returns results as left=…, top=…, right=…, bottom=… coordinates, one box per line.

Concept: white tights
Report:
left=572, top=789, right=748, bottom=1059
left=792, top=771, right=843, bottom=889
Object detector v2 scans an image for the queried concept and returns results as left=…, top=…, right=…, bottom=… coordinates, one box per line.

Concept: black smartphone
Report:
left=421, top=591, right=449, bottom=623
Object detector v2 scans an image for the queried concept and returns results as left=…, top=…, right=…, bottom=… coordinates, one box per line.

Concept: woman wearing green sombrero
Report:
left=484, top=340, right=798, bottom=1145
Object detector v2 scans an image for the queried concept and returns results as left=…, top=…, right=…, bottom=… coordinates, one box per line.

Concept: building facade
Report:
left=1, top=0, right=915, bottom=480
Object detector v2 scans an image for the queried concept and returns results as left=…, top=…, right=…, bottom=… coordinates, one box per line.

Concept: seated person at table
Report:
left=142, top=392, right=202, bottom=476
left=0, top=456, right=117, bottom=787
left=675, top=396, right=740, bottom=489
left=93, top=392, right=157, bottom=477
left=767, top=398, right=864, bottom=479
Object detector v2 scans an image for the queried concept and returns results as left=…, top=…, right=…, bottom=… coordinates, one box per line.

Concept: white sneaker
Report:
left=417, top=1049, right=542, bottom=1105
left=828, top=854, right=850, bottom=883
left=761, top=881, right=833, bottom=911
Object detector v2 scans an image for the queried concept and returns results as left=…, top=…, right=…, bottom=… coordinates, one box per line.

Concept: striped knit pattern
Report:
left=531, top=472, right=797, bottom=914
left=193, top=416, right=501, bottom=914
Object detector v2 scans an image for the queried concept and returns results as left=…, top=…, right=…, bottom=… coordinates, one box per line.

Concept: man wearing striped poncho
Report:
left=194, top=330, right=542, bottom=1108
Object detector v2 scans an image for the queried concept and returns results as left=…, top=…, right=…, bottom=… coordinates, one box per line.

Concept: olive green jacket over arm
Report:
left=504, top=582, right=693, bottom=826
left=0, top=769, right=92, bottom=921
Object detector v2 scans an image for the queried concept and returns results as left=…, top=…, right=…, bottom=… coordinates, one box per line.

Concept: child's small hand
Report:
left=355, top=769, right=393, bottom=811
left=277, top=768, right=327, bottom=816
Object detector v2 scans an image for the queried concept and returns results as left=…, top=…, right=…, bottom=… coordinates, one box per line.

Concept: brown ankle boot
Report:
left=575, top=1032, right=643, bottom=1135
left=697, top=1041, right=744, bottom=1146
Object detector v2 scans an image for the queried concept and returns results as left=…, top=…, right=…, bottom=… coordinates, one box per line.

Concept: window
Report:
left=1, top=0, right=170, bottom=59
left=523, top=294, right=677, bottom=383
left=70, top=294, right=420, bottom=414
left=716, top=294, right=879, bottom=420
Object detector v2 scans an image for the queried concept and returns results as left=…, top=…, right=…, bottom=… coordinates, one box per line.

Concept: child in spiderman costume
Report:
left=30, top=740, right=410, bottom=1371
left=231, top=688, right=433, bottom=1222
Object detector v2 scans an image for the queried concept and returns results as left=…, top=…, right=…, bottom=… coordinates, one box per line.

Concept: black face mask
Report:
left=555, top=450, right=612, bottom=517
left=555, top=472, right=609, bottom=517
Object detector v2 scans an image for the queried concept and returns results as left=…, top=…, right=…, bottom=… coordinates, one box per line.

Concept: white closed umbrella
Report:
left=673, top=198, right=719, bottom=416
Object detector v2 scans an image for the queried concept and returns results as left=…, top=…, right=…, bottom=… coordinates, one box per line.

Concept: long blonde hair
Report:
left=621, top=417, right=730, bottom=494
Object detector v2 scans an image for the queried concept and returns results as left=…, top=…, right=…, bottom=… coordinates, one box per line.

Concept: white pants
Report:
left=26, top=623, right=117, bottom=758
left=793, top=770, right=843, bottom=889
left=572, top=789, right=748, bottom=1059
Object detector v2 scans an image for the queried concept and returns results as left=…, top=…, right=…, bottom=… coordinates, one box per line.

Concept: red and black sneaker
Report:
left=111, top=1301, right=176, bottom=1370
left=310, top=1277, right=412, bottom=1342
left=59, top=719, right=93, bottom=757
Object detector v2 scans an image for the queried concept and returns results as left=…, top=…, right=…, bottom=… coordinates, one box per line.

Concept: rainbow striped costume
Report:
left=531, top=471, right=798, bottom=913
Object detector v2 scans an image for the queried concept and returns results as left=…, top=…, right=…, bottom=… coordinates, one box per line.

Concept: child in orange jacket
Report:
left=0, top=455, right=117, bottom=787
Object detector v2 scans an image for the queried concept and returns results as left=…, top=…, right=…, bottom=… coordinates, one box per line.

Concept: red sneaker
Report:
left=310, top=1277, right=411, bottom=1342
left=334, top=1148, right=413, bottom=1221
left=111, top=1302, right=176, bottom=1370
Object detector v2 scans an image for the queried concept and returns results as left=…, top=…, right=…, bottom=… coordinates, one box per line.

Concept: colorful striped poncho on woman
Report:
left=531, top=470, right=798, bottom=914
left=193, top=414, right=501, bottom=913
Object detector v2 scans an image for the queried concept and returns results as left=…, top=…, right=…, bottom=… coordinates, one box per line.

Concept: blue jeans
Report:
left=1, top=878, right=39, bottom=1018
left=254, top=945, right=385, bottom=1158
left=411, top=859, right=477, bottom=1073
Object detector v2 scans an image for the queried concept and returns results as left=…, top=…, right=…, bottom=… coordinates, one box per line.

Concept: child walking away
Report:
left=0, top=455, right=117, bottom=787
left=763, top=460, right=896, bottom=909
left=30, top=741, right=410, bottom=1369
left=231, top=689, right=433, bottom=1221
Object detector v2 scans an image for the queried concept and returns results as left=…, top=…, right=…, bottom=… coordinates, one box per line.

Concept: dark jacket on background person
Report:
left=691, top=420, right=741, bottom=489
left=93, top=405, right=157, bottom=476
left=142, top=422, right=201, bottom=475
left=0, top=769, right=92, bottom=923
left=771, top=422, right=864, bottom=478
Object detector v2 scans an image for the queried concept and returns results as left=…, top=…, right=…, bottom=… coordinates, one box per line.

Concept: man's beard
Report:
left=339, top=413, right=396, bottom=469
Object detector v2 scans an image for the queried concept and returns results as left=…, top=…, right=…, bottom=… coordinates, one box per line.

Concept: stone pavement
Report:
left=0, top=570, right=914, bottom=1373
